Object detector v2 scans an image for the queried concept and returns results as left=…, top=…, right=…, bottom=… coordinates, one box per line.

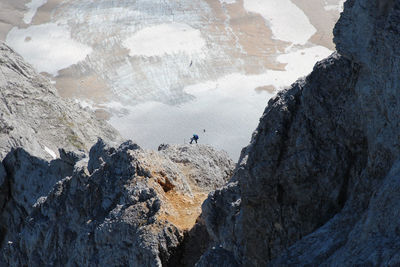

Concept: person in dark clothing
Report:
left=190, top=134, right=199, bottom=144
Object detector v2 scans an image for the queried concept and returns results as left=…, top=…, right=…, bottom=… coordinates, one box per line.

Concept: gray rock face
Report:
left=158, top=144, right=234, bottom=192
left=0, top=42, right=121, bottom=160
left=196, top=246, right=239, bottom=267
left=0, top=147, right=78, bottom=264
left=200, top=0, right=400, bottom=266
left=0, top=140, right=234, bottom=266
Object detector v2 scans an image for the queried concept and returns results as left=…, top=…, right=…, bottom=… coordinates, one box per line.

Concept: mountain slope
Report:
left=0, top=42, right=120, bottom=160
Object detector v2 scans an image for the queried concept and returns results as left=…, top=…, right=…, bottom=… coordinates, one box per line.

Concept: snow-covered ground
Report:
left=122, top=23, right=206, bottom=57
left=6, top=22, right=92, bottom=76
left=2, top=0, right=344, bottom=160
left=44, top=146, right=57, bottom=159
left=243, top=0, right=316, bottom=44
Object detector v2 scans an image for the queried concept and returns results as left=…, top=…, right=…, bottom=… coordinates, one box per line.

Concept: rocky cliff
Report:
left=200, top=0, right=400, bottom=266
left=0, top=140, right=234, bottom=266
left=0, top=42, right=121, bottom=160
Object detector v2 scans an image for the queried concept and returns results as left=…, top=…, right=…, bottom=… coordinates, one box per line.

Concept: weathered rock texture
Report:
left=0, top=42, right=121, bottom=160
left=0, top=140, right=234, bottom=266
left=200, top=0, right=400, bottom=266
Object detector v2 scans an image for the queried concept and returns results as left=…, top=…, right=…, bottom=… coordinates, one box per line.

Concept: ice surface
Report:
left=243, top=0, right=316, bottom=45
left=123, top=23, right=206, bottom=57
left=23, top=0, right=47, bottom=24
left=6, top=23, right=92, bottom=76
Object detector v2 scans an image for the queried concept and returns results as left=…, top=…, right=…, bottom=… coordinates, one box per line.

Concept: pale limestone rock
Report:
left=0, top=42, right=121, bottom=160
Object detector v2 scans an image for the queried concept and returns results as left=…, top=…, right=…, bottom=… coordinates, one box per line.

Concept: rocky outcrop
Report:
left=3, top=0, right=400, bottom=265
left=157, top=144, right=234, bottom=192
left=200, top=0, right=400, bottom=266
left=0, top=42, right=121, bottom=160
left=0, top=140, right=234, bottom=266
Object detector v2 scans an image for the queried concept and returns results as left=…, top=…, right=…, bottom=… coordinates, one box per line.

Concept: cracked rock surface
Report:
left=0, top=139, right=234, bottom=266
left=200, top=0, right=400, bottom=266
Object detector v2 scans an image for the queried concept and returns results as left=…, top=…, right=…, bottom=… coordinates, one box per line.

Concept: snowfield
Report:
left=6, top=23, right=92, bottom=76
left=243, top=0, right=316, bottom=45
left=123, top=23, right=206, bottom=57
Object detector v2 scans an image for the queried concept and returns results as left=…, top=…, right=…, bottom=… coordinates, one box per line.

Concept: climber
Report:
left=190, top=134, right=199, bottom=144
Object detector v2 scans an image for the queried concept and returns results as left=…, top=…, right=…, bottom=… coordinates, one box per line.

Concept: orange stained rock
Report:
left=158, top=190, right=208, bottom=231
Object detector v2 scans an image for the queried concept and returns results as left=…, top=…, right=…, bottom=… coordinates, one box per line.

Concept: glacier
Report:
left=1, top=0, right=343, bottom=159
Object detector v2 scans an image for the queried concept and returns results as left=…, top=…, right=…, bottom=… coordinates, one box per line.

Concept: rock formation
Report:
left=200, top=0, right=400, bottom=266
left=0, top=42, right=121, bottom=160
left=0, top=140, right=234, bottom=266
left=2, top=0, right=400, bottom=266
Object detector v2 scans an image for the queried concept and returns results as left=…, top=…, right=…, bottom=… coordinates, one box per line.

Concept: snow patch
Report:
left=23, top=0, right=48, bottom=24
left=243, top=0, right=316, bottom=45
left=276, top=45, right=333, bottom=84
left=6, top=23, right=92, bottom=76
left=75, top=99, right=95, bottom=110
left=324, top=0, right=346, bottom=12
left=44, top=146, right=57, bottom=159
left=122, top=23, right=206, bottom=57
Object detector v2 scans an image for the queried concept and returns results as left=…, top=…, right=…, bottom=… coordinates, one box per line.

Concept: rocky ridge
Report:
left=199, top=0, right=400, bottom=266
left=0, top=38, right=236, bottom=266
left=0, top=42, right=121, bottom=160
left=0, top=140, right=234, bottom=266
